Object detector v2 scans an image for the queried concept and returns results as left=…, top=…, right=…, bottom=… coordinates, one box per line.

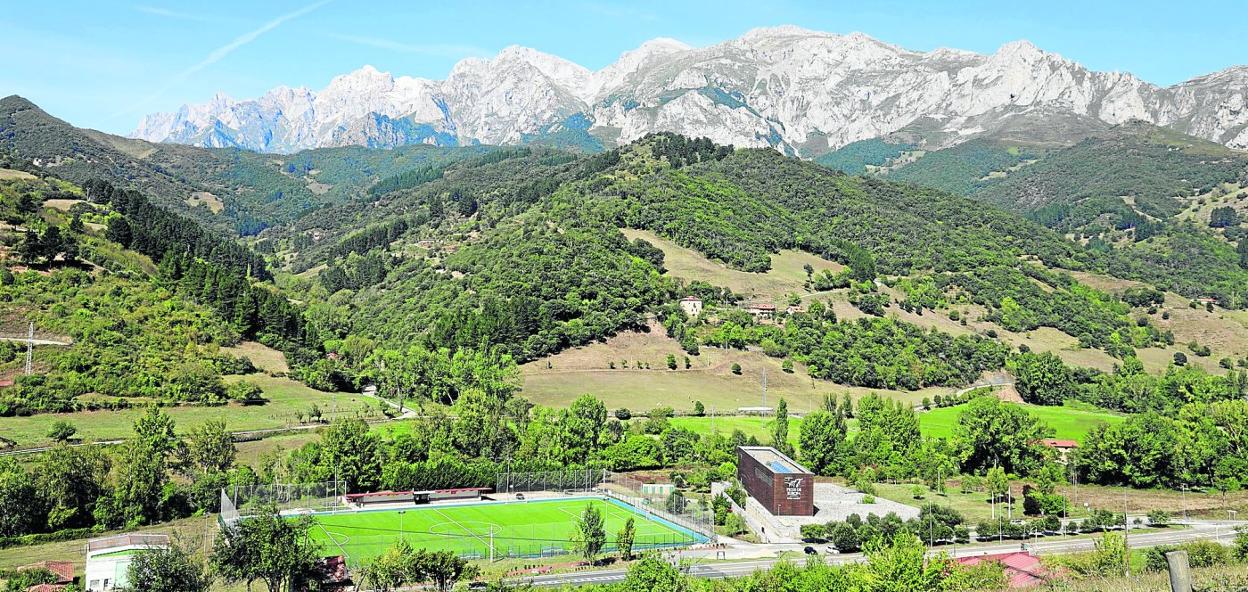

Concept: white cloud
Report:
left=132, top=5, right=222, bottom=22
left=125, top=0, right=333, bottom=115
left=328, top=33, right=490, bottom=59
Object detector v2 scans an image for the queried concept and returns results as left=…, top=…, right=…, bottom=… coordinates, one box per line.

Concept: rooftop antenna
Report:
left=24, top=321, right=33, bottom=375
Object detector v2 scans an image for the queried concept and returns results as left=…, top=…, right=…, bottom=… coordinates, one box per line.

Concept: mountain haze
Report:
left=133, top=26, right=1248, bottom=155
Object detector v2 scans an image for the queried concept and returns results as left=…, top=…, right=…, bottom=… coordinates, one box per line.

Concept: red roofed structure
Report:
left=26, top=585, right=68, bottom=592
left=1040, top=438, right=1079, bottom=462
left=19, top=561, right=74, bottom=584
left=957, top=552, right=1047, bottom=588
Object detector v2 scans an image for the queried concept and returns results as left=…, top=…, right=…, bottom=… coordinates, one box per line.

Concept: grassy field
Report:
left=620, top=228, right=843, bottom=306
left=521, top=324, right=945, bottom=413
left=875, top=478, right=1248, bottom=524
left=1068, top=271, right=1248, bottom=374
left=918, top=401, right=1126, bottom=442
left=222, top=340, right=291, bottom=374
left=668, top=415, right=805, bottom=445
left=662, top=400, right=1123, bottom=446
left=309, top=497, right=696, bottom=566
left=0, top=374, right=369, bottom=446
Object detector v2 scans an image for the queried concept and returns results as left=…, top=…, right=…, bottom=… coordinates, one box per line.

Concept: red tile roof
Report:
left=957, top=552, right=1046, bottom=588
left=26, top=584, right=68, bottom=592
left=19, top=561, right=74, bottom=584
left=1041, top=438, right=1079, bottom=449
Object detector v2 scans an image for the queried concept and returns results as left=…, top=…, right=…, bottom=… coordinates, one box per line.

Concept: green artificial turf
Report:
left=306, top=497, right=696, bottom=565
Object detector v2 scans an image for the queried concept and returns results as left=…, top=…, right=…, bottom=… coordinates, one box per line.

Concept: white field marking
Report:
left=433, top=507, right=493, bottom=553
left=316, top=522, right=353, bottom=560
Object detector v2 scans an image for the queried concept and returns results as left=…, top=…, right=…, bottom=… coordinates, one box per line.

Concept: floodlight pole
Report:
left=399, top=510, right=406, bottom=544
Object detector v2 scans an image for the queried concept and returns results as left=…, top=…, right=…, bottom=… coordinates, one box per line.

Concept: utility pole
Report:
left=1181, top=485, right=1188, bottom=523
left=1123, top=489, right=1130, bottom=577
left=24, top=321, right=33, bottom=375
left=761, top=369, right=768, bottom=408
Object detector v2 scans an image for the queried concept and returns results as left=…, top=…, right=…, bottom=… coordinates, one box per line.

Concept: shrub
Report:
left=800, top=523, right=825, bottom=542
left=730, top=363, right=742, bottom=375
left=828, top=522, right=860, bottom=552
left=226, top=381, right=265, bottom=404
left=46, top=420, right=77, bottom=442
left=614, top=408, right=631, bottom=421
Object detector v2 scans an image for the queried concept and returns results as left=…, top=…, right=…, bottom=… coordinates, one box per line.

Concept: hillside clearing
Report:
left=620, top=228, right=843, bottom=305
left=520, top=328, right=944, bottom=413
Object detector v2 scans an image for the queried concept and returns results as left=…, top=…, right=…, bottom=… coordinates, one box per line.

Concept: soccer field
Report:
left=306, top=497, right=701, bottom=565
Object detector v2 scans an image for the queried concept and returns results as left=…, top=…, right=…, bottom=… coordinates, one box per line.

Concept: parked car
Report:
left=804, top=546, right=817, bottom=555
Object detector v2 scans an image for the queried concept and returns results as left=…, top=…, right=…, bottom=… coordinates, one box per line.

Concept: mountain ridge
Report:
left=132, top=26, right=1248, bottom=155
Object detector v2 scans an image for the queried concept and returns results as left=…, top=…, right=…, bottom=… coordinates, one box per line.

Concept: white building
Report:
left=85, top=533, right=169, bottom=592
left=679, top=296, right=703, bottom=317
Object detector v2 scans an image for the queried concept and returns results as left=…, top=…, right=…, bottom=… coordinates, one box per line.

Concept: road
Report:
left=512, top=520, right=1244, bottom=587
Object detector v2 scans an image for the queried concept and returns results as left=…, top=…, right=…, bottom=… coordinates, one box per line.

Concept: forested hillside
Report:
left=250, top=133, right=1189, bottom=400
left=0, top=95, right=494, bottom=234
left=825, top=122, right=1248, bottom=307
left=0, top=174, right=263, bottom=415
left=4, top=103, right=1245, bottom=416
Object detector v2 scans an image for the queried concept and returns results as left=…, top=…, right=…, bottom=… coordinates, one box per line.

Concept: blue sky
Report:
left=3, top=0, right=1244, bottom=134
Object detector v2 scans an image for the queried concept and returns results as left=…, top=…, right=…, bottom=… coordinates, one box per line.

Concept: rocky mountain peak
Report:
left=131, top=28, right=1248, bottom=154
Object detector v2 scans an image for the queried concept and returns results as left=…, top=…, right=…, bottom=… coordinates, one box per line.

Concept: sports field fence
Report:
left=220, top=480, right=347, bottom=526
left=495, top=467, right=605, bottom=494
left=600, top=472, right=717, bottom=544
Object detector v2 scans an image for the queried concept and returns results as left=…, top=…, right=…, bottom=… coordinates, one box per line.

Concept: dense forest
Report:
left=813, top=138, right=914, bottom=175
left=887, top=139, right=1039, bottom=195
left=0, top=173, right=320, bottom=414
left=837, top=122, right=1248, bottom=308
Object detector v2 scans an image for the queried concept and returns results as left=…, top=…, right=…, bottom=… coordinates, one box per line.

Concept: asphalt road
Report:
left=513, top=520, right=1245, bottom=587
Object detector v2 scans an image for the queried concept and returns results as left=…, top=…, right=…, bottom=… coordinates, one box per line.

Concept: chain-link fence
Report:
left=495, top=468, right=605, bottom=494
left=600, top=473, right=717, bottom=544
left=220, top=481, right=347, bottom=526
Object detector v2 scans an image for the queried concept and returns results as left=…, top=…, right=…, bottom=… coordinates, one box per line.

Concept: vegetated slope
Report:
left=0, top=174, right=259, bottom=415
left=976, top=122, right=1248, bottom=224
left=861, top=122, right=1248, bottom=307
left=884, top=139, right=1040, bottom=195
left=278, top=134, right=1165, bottom=382
left=813, top=138, right=914, bottom=175
left=0, top=96, right=493, bottom=234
